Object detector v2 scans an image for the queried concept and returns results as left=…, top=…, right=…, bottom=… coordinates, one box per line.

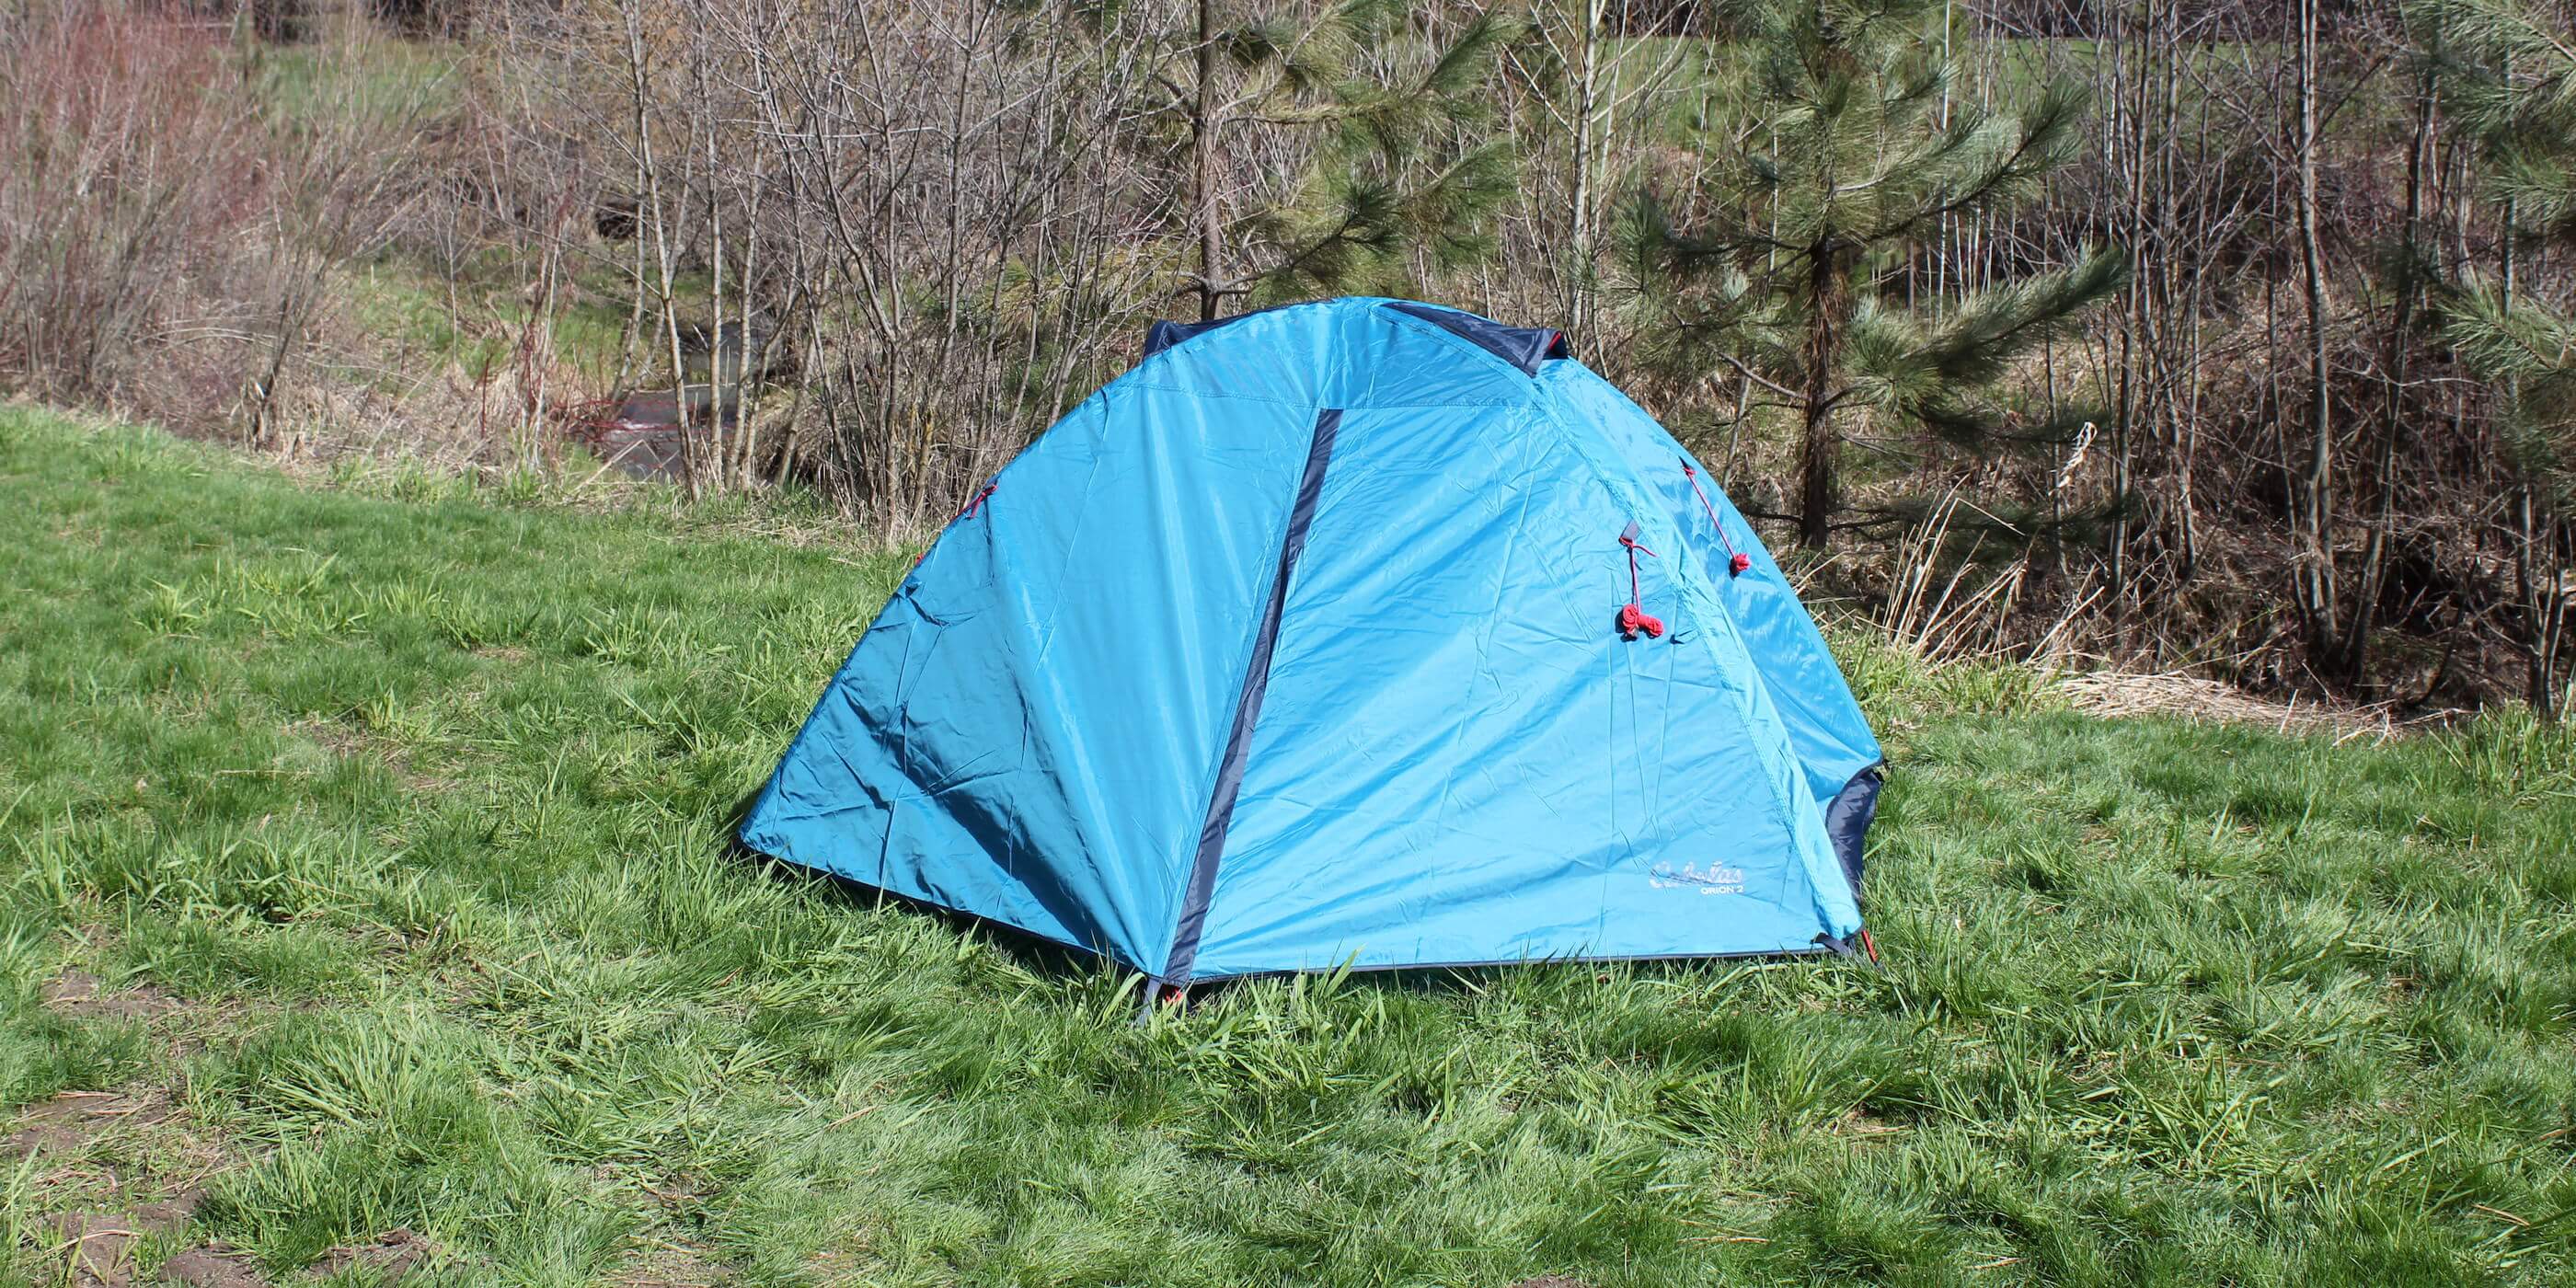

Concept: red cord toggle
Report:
left=1682, top=462, right=1752, bottom=578
left=1617, top=524, right=1663, bottom=639
left=1618, top=602, right=1664, bottom=639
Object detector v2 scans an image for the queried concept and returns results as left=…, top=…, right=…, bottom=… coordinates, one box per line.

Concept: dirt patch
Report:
left=49, top=1190, right=202, bottom=1286
left=309, top=1228, right=431, bottom=1282
left=1823, top=1105, right=1904, bottom=1141
left=296, top=718, right=371, bottom=760
left=614, top=1241, right=728, bottom=1287
left=19, top=966, right=258, bottom=1287
left=8, top=1093, right=103, bottom=1156
left=6, top=1089, right=172, bottom=1158
left=294, top=718, right=444, bottom=795
left=44, top=970, right=187, bottom=1021
left=159, top=1246, right=271, bottom=1288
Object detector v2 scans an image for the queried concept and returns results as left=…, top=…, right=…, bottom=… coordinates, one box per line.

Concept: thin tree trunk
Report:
left=699, top=35, right=728, bottom=492
left=1193, top=0, right=1225, bottom=321
left=1565, top=0, right=1605, bottom=338
left=2110, top=0, right=2149, bottom=602
left=2294, top=0, right=2337, bottom=666
left=1799, top=237, right=1849, bottom=549
left=2518, top=486, right=2548, bottom=710
left=2340, top=60, right=2436, bottom=686
left=623, top=3, right=695, bottom=500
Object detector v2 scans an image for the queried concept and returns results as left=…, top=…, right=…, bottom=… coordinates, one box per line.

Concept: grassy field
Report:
left=1, top=407, right=2570, bottom=1287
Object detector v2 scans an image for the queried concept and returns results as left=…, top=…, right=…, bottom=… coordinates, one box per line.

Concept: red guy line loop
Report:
left=1682, top=461, right=1753, bottom=577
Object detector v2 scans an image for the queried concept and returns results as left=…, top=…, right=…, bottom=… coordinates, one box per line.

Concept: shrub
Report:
left=0, top=9, right=274, bottom=424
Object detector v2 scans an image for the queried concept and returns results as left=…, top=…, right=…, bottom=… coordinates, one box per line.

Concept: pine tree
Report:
left=2412, top=0, right=2576, bottom=710
left=1131, top=0, right=1515, bottom=320
left=1626, top=0, right=2125, bottom=549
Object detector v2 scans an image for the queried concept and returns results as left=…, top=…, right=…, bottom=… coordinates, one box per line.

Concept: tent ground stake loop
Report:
left=1133, top=980, right=1190, bottom=1025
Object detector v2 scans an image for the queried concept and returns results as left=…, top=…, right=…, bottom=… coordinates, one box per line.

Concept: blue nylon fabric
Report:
left=1164, top=408, right=1342, bottom=984
left=1141, top=302, right=1302, bottom=360
left=741, top=297, right=1879, bottom=982
left=737, top=385, right=1317, bottom=972
left=1548, top=368, right=1885, bottom=811
left=1192, top=399, right=1856, bottom=977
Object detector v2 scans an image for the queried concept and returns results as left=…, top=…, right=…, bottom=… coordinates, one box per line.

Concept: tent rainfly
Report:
left=742, top=297, right=1885, bottom=995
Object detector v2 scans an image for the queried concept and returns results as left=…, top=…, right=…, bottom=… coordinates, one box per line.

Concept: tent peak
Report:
left=1142, top=298, right=1568, bottom=374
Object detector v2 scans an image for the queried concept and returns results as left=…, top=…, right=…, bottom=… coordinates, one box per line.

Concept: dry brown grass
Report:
left=2053, top=666, right=2467, bottom=741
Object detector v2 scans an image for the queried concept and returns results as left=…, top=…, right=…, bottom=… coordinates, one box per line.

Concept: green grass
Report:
left=1, top=406, right=2571, bottom=1286
left=250, top=31, right=466, bottom=128
left=342, top=252, right=641, bottom=392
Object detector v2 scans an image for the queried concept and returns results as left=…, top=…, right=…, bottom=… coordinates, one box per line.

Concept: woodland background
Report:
left=6, top=0, right=2575, bottom=715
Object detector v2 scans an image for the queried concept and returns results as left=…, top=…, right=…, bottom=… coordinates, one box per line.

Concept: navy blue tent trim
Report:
left=1144, top=302, right=1570, bottom=374
left=1163, top=407, right=1343, bottom=984
left=1141, top=304, right=1300, bottom=358
left=1381, top=302, right=1569, bottom=374
left=1142, top=316, right=1225, bottom=358
left=1823, top=764, right=1884, bottom=903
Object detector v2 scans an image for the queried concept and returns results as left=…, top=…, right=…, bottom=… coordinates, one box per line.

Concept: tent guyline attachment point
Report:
left=1133, top=980, right=1191, bottom=1025
left=914, top=480, right=998, bottom=568
left=1683, top=461, right=1754, bottom=578
left=741, top=297, right=1883, bottom=988
left=1617, top=522, right=1664, bottom=640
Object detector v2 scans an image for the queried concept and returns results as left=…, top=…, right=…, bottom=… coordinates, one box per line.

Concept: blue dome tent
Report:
left=742, top=298, right=1884, bottom=995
